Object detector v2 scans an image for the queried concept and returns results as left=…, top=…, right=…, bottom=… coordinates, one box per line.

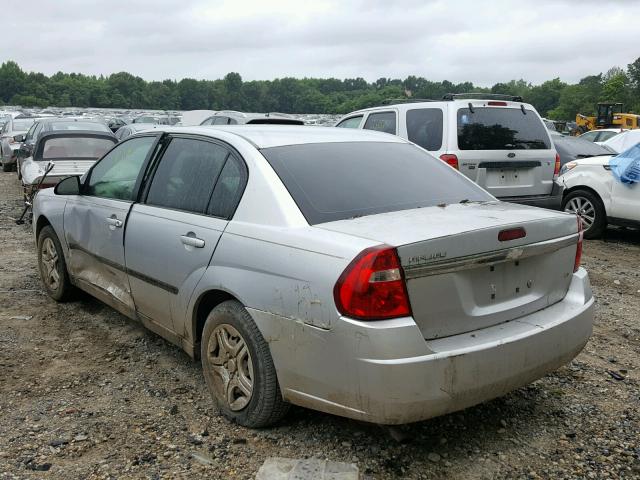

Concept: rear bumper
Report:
left=256, top=268, right=593, bottom=425
left=499, top=182, right=564, bottom=210
left=2, top=145, right=20, bottom=165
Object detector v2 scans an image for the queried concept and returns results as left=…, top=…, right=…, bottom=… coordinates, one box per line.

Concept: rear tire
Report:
left=201, top=300, right=289, bottom=428
left=2, top=161, right=11, bottom=172
left=562, top=189, right=606, bottom=239
left=37, top=226, right=75, bottom=301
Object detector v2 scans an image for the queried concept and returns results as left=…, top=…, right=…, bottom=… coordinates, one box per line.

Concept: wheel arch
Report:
left=191, top=289, right=240, bottom=359
left=563, top=184, right=607, bottom=213
left=35, top=214, right=52, bottom=239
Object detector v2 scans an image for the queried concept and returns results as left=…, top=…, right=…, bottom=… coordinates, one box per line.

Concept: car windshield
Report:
left=13, top=119, right=36, bottom=130
left=457, top=107, right=551, bottom=150
left=555, top=137, right=615, bottom=163
left=41, top=137, right=115, bottom=160
left=261, top=142, right=493, bottom=225
left=49, top=121, right=110, bottom=132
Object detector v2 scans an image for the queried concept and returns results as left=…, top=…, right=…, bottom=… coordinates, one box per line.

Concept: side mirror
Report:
left=13, top=133, right=25, bottom=142
left=54, top=175, right=81, bottom=195
left=19, top=144, right=32, bottom=157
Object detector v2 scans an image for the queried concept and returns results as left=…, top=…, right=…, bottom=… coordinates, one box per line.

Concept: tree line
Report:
left=1, top=58, right=639, bottom=120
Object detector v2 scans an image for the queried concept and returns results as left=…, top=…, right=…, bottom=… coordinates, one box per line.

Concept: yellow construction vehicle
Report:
left=575, top=103, right=640, bottom=134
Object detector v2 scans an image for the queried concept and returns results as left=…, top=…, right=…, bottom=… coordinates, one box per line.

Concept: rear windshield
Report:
left=457, top=107, right=551, bottom=150
left=261, top=142, right=493, bottom=225
left=42, top=137, right=115, bottom=160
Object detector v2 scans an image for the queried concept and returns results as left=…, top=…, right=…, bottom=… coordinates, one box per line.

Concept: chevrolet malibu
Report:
left=32, top=126, right=594, bottom=427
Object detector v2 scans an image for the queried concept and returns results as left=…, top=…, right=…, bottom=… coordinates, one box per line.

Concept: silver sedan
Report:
left=32, top=126, right=594, bottom=427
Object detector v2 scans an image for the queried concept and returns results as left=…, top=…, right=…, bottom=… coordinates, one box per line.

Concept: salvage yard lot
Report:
left=0, top=170, right=638, bottom=479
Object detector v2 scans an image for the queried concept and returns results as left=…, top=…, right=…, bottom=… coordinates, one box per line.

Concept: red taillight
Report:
left=439, top=154, right=459, bottom=169
left=487, top=101, right=507, bottom=106
left=37, top=183, right=55, bottom=190
left=334, top=245, right=412, bottom=320
left=554, top=152, right=561, bottom=178
left=574, top=216, right=583, bottom=272
left=498, top=227, right=526, bottom=242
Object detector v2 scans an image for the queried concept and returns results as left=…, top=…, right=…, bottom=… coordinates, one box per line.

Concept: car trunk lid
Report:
left=318, top=202, right=579, bottom=339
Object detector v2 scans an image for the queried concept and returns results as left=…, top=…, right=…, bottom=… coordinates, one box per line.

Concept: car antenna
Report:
left=15, top=161, right=55, bottom=225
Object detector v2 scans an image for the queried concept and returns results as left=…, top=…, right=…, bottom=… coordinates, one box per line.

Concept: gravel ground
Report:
left=0, top=169, right=639, bottom=479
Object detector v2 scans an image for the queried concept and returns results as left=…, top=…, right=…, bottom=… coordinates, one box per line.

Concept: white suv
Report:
left=336, top=94, right=563, bottom=209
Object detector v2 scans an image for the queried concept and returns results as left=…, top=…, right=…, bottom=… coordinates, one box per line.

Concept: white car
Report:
left=578, top=128, right=623, bottom=145
left=602, top=129, right=640, bottom=153
left=560, top=156, right=640, bottom=238
left=336, top=94, right=563, bottom=209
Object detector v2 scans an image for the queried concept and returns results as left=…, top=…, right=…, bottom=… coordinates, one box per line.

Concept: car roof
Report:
left=139, top=125, right=407, bottom=149
left=345, top=98, right=535, bottom=115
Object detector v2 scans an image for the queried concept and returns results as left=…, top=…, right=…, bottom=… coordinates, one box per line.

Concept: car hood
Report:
left=569, top=154, right=614, bottom=167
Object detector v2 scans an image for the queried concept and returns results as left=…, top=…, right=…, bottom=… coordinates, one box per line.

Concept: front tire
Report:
left=201, top=300, right=289, bottom=428
left=2, top=161, right=11, bottom=172
left=37, top=225, right=74, bottom=301
left=562, top=189, right=606, bottom=239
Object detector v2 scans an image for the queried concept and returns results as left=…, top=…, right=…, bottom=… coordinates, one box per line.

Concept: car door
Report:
left=609, top=175, right=640, bottom=222
left=124, top=135, right=247, bottom=339
left=62, top=135, right=160, bottom=317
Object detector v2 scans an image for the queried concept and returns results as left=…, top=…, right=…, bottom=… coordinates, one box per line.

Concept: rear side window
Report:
left=595, top=131, right=618, bottom=142
left=262, top=142, right=492, bottom=225
left=406, top=108, right=443, bottom=151
left=457, top=107, right=551, bottom=150
left=207, top=156, right=247, bottom=218
left=364, top=112, right=396, bottom=135
left=146, top=138, right=229, bottom=214
left=336, top=116, right=363, bottom=128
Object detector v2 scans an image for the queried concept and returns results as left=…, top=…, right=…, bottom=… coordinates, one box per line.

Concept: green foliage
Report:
left=1, top=58, right=640, bottom=119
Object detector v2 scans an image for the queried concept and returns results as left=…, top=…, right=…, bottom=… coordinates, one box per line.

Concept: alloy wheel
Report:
left=564, top=196, right=595, bottom=231
left=206, top=323, right=254, bottom=411
left=41, top=237, right=60, bottom=291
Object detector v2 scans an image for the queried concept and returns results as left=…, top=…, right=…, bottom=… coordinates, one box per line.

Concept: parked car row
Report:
left=2, top=95, right=637, bottom=428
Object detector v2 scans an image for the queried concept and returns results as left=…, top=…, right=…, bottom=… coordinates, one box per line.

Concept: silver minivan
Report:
left=336, top=94, right=563, bottom=209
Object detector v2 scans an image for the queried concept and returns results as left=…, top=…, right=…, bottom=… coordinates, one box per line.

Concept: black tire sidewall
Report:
left=562, top=190, right=606, bottom=239
left=201, top=300, right=279, bottom=427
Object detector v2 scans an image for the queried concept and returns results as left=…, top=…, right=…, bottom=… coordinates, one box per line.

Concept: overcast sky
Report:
left=5, top=0, right=640, bottom=86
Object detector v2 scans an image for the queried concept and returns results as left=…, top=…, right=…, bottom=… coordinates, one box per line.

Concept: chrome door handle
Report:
left=180, top=234, right=205, bottom=248
left=106, top=217, right=123, bottom=228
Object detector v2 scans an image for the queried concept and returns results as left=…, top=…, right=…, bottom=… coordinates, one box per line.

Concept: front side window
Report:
left=336, top=116, right=363, bottom=129
left=457, top=107, right=551, bottom=150
left=406, top=108, right=444, bottom=151
left=200, top=117, right=215, bottom=126
left=363, top=111, right=397, bottom=135
left=213, top=117, right=229, bottom=125
left=146, top=138, right=229, bottom=214
left=86, top=136, right=156, bottom=201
